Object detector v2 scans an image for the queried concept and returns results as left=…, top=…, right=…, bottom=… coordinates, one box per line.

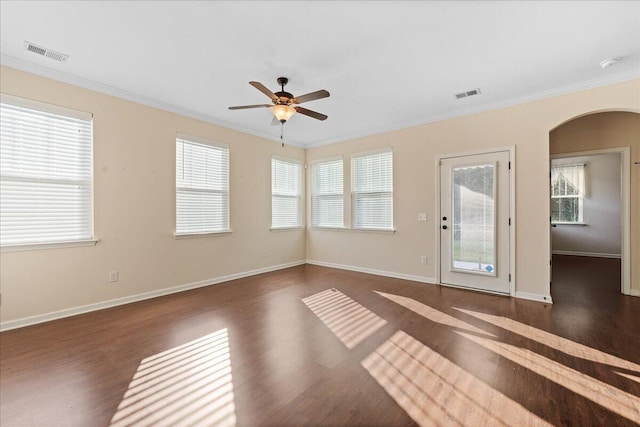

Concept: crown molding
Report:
left=305, top=69, right=640, bottom=148
left=0, top=54, right=306, bottom=148
left=3, top=53, right=637, bottom=149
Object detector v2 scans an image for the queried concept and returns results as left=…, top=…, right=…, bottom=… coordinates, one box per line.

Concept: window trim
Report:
left=0, top=93, right=92, bottom=121
left=269, top=226, right=305, bottom=232
left=271, top=155, right=304, bottom=230
left=175, top=133, right=230, bottom=236
left=309, top=226, right=395, bottom=234
left=174, top=230, right=233, bottom=239
left=0, top=93, right=95, bottom=250
left=1, top=239, right=98, bottom=253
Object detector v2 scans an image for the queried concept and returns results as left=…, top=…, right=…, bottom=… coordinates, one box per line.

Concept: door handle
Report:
left=442, top=225, right=448, bottom=230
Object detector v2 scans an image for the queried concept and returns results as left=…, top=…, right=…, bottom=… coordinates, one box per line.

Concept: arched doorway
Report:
left=549, top=111, right=639, bottom=298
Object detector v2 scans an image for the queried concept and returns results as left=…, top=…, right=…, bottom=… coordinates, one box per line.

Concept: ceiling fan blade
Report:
left=249, top=81, right=278, bottom=101
left=294, top=106, right=328, bottom=121
left=293, top=89, right=330, bottom=104
left=228, top=104, right=272, bottom=110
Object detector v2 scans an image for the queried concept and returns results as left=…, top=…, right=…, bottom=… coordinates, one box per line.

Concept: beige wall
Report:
left=0, top=66, right=306, bottom=325
left=550, top=112, right=640, bottom=292
left=1, top=66, right=638, bottom=326
left=306, top=79, right=640, bottom=299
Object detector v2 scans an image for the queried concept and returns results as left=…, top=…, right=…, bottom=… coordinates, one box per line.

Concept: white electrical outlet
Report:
left=109, top=271, right=119, bottom=283
left=418, top=213, right=427, bottom=221
left=420, top=256, right=428, bottom=265
left=261, top=249, right=266, bottom=258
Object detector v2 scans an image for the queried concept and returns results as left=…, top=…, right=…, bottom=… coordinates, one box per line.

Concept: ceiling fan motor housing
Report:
left=274, top=91, right=294, bottom=105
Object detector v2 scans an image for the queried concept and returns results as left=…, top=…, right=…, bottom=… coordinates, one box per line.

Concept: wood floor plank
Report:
left=1, top=257, right=639, bottom=426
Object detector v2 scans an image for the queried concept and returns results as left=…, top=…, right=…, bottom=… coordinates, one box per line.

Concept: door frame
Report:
left=550, top=146, right=631, bottom=295
left=435, top=146, right=516, bottom=296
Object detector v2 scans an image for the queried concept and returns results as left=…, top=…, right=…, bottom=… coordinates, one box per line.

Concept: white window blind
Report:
left=351, top=149, right=393, bottom=230
left=551, top=163, right=585, bottom=223
left=311, top=158, right=343, bottom=227
left=176, top=135, right=229, bottom=234
left=0, top=95, right=94, bottom=247
left=272, top=157, right=302, bottom=228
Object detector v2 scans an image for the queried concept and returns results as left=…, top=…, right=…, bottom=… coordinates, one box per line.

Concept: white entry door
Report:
left=440, top=151, right=511, bottom=294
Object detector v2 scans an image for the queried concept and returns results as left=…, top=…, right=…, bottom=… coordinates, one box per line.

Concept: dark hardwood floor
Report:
left=1, top=257, right=639, bottom=426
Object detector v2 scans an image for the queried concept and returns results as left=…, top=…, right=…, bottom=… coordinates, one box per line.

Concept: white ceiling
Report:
left=1, top=1, right=639, bottom=147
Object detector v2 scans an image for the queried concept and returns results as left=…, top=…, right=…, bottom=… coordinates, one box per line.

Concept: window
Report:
left=176, top=134, right=229, bottom=235
left=271, top=156, right=303, bottom=229
left=311, top=158, right=344, bottom=228
left=551, top=163, right=585, bottom=224
left=0, top=94, right=93, bottom=248
left=351, top=149, right=393, bottom=230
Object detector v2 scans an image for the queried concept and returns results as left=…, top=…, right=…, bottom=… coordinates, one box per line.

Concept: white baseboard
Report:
left=630, top=289, right=640, bottom=297
left=515, top=291, right=553, bottom=304
left=552, top=250, right=621, bottom=259
left=308, top=260, right=557, bottom=304
left=306, top=259, right=437, bottom=284
left=1, top=259, right=564, bottom=331
left=0, top=260, right=306, bottom=332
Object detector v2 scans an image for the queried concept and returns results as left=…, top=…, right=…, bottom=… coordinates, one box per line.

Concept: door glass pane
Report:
left=452, top=164, right=496, bottom=274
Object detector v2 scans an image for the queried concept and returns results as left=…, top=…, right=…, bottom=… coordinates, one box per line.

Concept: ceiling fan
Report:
left=229, top=77, right=329, bottom=124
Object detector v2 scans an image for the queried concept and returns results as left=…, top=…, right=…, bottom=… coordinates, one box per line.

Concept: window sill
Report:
left=174, top=230, right=232, bottom=239
left=1, top=239, right=99, bottom=253
left=552, top=223, right=586, bottom=226
left=270, top=226, right=305, bottom=232
left=350, top=227, right=396, bottom=234
left=309, top=226, right=348, bottom=231
left=310, top=226, right=396, bottom=234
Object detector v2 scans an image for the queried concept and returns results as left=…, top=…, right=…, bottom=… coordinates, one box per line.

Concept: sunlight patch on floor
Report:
left=362, top=330, right=551, bottom=427
left=375, top=291, right=494, bottom=337
left=110, top=328, right=236, bottom=427
left=454, top=307, right=640, bottom=373
left=457, top=331, right=640, bottom=424
left=302, top=288, right=387, bottom=349
left=616, top=372, right=640, bottom=384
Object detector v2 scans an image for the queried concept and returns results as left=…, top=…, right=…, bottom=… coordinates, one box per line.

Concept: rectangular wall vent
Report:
left=24, top=41, right=69, bottom=63
left=454, top=88, right=481, bottom=99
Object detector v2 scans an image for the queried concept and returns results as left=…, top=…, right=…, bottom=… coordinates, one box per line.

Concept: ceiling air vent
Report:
left=455, top=88, right=481, bottom=99
left=24, top=41, right=69, bottom=63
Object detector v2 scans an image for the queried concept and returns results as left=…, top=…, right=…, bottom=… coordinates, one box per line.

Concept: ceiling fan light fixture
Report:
left=271, top=104, right=296, bottom=123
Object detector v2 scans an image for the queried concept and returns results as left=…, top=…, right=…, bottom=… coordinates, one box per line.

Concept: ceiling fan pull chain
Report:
left=281, top=122, right=285, bottom=147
